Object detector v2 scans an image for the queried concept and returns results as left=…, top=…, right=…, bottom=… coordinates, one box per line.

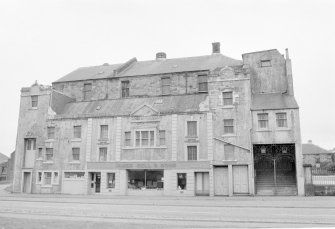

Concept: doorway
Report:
left=22, top=172, right=32, bottom=193
left=214, top=167, right=229, bottom=196
left=89, top=172, right=101, bottom=193
left=195, top=172, right=209, bottom=196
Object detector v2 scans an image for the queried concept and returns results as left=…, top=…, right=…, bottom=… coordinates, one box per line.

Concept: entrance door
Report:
left=233, top=165, right=249, bottom=194
left=90, top=172, right=101, bottom=193
left=22, top=172, right=31, bottom=193
left=214, top=167, right=229, bottom=196
left=195, top=172, right=209, bottom=196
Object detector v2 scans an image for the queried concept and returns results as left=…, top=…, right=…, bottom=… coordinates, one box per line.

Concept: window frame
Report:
left=276, top=112, right=288, bottom=128
left=100, top=125, right=109, bottom=140
left=107, top=172, right=116, bottom=189
left=124, top=131, right=132, bottom=147
left=224, top=144, right=235, bottom=160
left=72, top=147, right=80, bottom=161
left=161, top=77, right=171, bottom=95
left=258, top=113, right=269, bottom=129
left=159, top=130, right=166, bottom=146
left=36, top=171, right=60, bottom=186
left=47, top=127, right=55, bottom=140
left=121, top=80, right=130, bottom=98
left=99, top=147, right=108, bottom=162
left=134, top=129, right=156, bottom=148
left=260, top=60, right=271, bottom=67
left=83, top=83, right=92, bottom=100
left=186, top=121, right=198, bottom=138
left=198, top=74, right=208, bottom=92
left=31, top=95, right=38, bottom=108
left=177, top=173, right=187, bottom=190
left=187, top=145, right=198, bottom=161
left=73, top=125, right=82, bottom=139
left=45, top=148, right=54, bottom=161
left=222, top=91, right=233, bottom=106
left=223, top=119, right=234, bottom=134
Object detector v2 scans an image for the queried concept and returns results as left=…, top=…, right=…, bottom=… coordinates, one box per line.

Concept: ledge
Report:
left=42, top=161, right=54, bottom=164
left=68, top=161, right=81, bottom=164
left=122, top=146, right=168, bottom=150
left=71, top=139, right=82, bottom=142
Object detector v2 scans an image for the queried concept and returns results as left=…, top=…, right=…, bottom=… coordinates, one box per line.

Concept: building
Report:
left=13, top=43, right=304, bottom=196
left=0, top=153, right=9, bottom=183
left=303, top=140, right=335, bottom=169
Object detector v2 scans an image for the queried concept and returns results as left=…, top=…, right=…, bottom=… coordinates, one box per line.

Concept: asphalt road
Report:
left=0, top=187, right=335, bottom=228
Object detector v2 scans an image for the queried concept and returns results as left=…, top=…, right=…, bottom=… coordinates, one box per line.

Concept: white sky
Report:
left=0, top=0, right=334, bottom=156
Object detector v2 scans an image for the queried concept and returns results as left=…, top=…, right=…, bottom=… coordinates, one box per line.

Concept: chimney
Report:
left=308, top=140, right=312, bottom=144
left=212, top=42, right=221, bottom=54
left=285, top=48, right=294, bottom=95
left=156, top=52, right=166, bottom=61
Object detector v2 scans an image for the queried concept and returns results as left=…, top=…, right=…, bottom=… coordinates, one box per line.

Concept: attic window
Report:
left=260, top=60, right=271, bottom=67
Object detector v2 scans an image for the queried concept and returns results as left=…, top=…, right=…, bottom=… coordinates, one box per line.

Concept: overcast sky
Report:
left=0, top=0, right=334, bottom=156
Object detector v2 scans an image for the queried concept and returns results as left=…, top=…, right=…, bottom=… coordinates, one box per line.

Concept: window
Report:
left=187, top=146, right=197, bottom=160
left=73, top=126, right=81, bottom=138
left=121, top=80, right=130, bottom=98
left=72, top=148, right=80, bottom=161
left=135, top=130, right=155, bottom=147
left=44, top=172, right=52, bottom=185
left=83, top=83, right=92, bottom=100
left=198, top=75, right=208, bottom=92
left=38, top=148, right=43, bottom=158
left=124, top=131, right=131, bottom=147
left=187, top=121, right=197, bottom=137
left=223, top=119, right=234, bottom=134
left=107, top=173, right=115, bottom=189
left=25, top=139, right=36, bottom=150
left=177, top=173, right=187, bottom=190
left=47, top=127, right=55, bottom=139
left=161, top=77, right=171, bottom=95
left=99, top=147, right=107, bottom=161
left=258, top=113, right=269, bottom=128
left=224, top=144, right=234, bottom=160
left=37, top=172, right=42, bottom=184
left=45, top=148, right=53, bottom=161
left=128, top=170, right=164, bottom=190
left=223, top=92, right=233, bottom=106
left=276, top=113, right=287, bottom=128
left=31, top=96, right=38, bottom=108
left=53, top=172, right=59, bottom=184
left=100, top=125, right=108, bottom=139
left=261, top=60, right=271, bottom=67
left=64, top=172, right=85, bottom=179
left=159, top=130, right=166, bottom=146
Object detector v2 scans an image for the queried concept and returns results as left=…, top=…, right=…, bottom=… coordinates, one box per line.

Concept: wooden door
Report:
left=214, top=167, right=229, bottom=196
left=233, top=165, right=249, bottom=194
left=195, top=172, right=209, bottom=195
left=23, top=172, right=31, bottom=193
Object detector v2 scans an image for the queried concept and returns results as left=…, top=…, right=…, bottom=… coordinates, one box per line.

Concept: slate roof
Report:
left=0, top=153, right=8, bottom=164
left=251, top=93, right=299, bottom=110
left=54, top=94, right=208, bottom=119
left=302, top=143, right=333, bottom=155
left=54, top=54, right=242, bottom=83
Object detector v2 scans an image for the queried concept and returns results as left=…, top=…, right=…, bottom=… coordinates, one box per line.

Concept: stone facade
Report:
left=13, top=43, right=304, bottom=196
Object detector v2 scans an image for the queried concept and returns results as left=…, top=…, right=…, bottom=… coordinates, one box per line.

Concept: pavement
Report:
left=0, top=183, right=335, bottom=228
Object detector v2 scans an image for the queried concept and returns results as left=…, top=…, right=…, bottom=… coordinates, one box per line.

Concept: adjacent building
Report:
left=13, top=43, right=304, bottom=196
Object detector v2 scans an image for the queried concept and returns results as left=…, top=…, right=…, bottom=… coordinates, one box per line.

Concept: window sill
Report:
left=45, top=139, right=55, bottom=143
left=71, top=138, right=82, bottom=142
left=36, top=158, right=43, bottom=161
left=98, top=139, right=110, bottom=144
left=41, top=185, right=52, bottom=188
left=69, top=161, right=80, bottom=164
left=256, top=129, right=271, bottom=132
left=221, top=105, right=234, bottom=109
left=276, top=128, right=290, bottom=131
left=43, top=161, right=54, bottom=164
left=221, top=134, right=236, bottom=137
left=30, top=107, right=38, bottom=110
left=122, top=146, right=168, bottom=150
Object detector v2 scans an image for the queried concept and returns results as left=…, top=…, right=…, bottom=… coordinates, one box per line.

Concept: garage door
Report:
left=233, top=165, right=249, bottom=194
left=214, top=167, right=229, bottom=196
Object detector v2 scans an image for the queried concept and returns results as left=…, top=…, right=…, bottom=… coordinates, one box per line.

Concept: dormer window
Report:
left=260, top=60, right=271, bottom=67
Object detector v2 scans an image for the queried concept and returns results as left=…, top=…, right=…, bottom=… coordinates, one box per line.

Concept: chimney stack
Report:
left=212, top=42, right=221, bottom=54
left=156, top=52, right=167, bottom=61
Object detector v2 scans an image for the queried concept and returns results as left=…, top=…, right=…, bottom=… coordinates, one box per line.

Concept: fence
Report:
left=312, top=168, right=335, bottom=186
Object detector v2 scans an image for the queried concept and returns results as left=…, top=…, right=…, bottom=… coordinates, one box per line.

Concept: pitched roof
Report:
left=302, top=143, right=332, bottom=155
left=0, top=153, right=8, bottom=164
left=251, top=93, right=299, bottom=110
left=53, top=94, right=208, bottom=119
left=54, top=54, right=242, bottom=83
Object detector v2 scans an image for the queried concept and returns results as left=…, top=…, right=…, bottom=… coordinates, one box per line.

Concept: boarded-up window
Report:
left=45, top=148, right=53, bottom=161
left=224, top=119, right=234, bottom=134
left=187, top=121, right=197, bottom=137
left=258, top=113, right=268, bottom=128
left=276, top=113, right=287, bottom=127
left=159, top=130, right=166, bottom=146
left=161, top=77, right=171, bottom=95
left=198, top=75, right=208, bottom=92
left=177, top=173, right=187, bottom=190
left=72, top=148, right=80, bottom=161
left=223, top=92, right=233, bottom=106
left=100, top=125, right=108, bottom=139
left=38, top=148, right=43, bottom=158
left=99, top=147, right=107, bottom=161
left=224, top=144, right=234, bottom=160
left=107, top=173, right=115, bottom=189
left=44, top=172, right=52, bottom=185
left=121, top=81, right=130, bottom=98
left=31, top=96, right=38, bottom=108
left=73, top=126, right=81, bottom=138
left=124, top=131, right=131, bottom=146
left=47, top=127, right=55, bottom=139
left=187, top=146, right=197, bottom=161
left=83, top=83, right=92, bottom=100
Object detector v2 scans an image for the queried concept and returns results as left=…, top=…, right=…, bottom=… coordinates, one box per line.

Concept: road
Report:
left=0, top=186, right=335, bottom=228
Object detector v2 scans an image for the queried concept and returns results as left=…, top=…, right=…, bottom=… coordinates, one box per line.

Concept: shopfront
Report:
left=127, top=169, right=164, bottom=195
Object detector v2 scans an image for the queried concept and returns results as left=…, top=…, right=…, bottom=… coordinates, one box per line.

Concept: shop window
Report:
left=100, top=125, right=108, bottom=139
left=224, top=144, right=234, bottom=160
left=258, top=113, right=269, bottom=129
left=73, top=125, right=81, bottom=138
left=223, top=91, right=233, bottom=106
left=64, top=172, right=85, bottom=179
left=187, top=121, right=197, bottom=137
left=224, top=119, right=234, bottom=134
left=47, top=127, right=55, bottom=139
left=53, top=172, right=59, bottom=184
left=198, top=75, right=208, bottom=92
left=83, top=83, right=92, bottom=100
left=187, top=146, right=197, bottom=161
left=159, top=130, right=166, bottom=146
left=45, top=148, right=53, bottom=161
left=99, top=147, right=107, bottom=162
left=128, top=170, right=164, bottom=190
left=177, top=173, right=187, bottom=190
left=124, top=131, right=131, bottom=146
left=276, top=112, right=287, bottom=128
left=44, top=172, right=52, bottom=185
left=121, top=80, right=130, bottom=98
left=72, top=148, right=80, bottom=161
left=135, top=130, right=155, bottom=147
left=107, top=173, right=115, bottom=189
left=31, top=95, right=38, bottom=108
left=161, top=77, right=171, bottom=95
